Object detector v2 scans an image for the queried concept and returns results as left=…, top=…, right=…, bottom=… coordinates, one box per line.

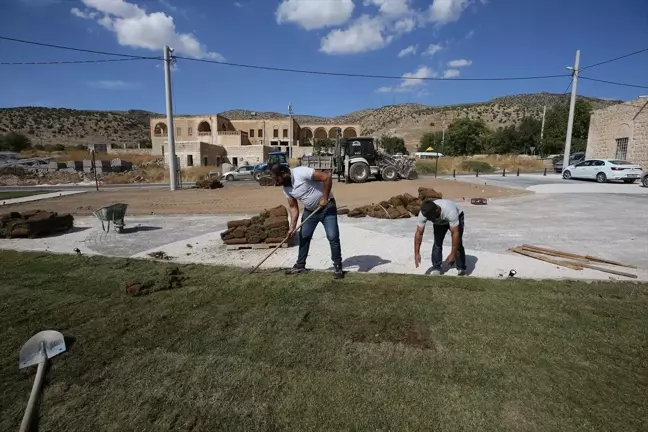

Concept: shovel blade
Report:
left=19, top=330, right=66, bottom=369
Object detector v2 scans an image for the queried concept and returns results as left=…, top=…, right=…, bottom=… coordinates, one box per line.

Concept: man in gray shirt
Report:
left=414, top=199, right=466, bottom=276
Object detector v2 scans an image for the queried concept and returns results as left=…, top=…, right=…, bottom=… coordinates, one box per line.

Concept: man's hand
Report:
left=318, top=197, right=329, bottom=208
left=287, top=226, right=298, bottom=238
left=445, top=252, right=456, bottom=267
left=414, top=251, right=421, bottom=268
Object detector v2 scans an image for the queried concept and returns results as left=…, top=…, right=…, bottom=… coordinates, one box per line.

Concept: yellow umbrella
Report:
left=425, top=147, right=434, bottom=151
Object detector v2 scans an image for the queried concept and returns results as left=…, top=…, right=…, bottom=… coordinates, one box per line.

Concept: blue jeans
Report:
left=296, top=199, right=342, bottom=268
left=432, top=212, right=465, bottom=271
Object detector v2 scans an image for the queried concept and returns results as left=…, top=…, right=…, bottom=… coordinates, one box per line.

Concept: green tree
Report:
left=380, top=135, right=408, bottom=154
left=444, top=118, right=488, bottom=156
left=542, top=100, right=592, bottom=155
left=418, top=132, right=444, bottom=152
left=0, top=132, right=32, bottom=152
left=139, top=139, right=153, bottom=149
left=516, top=117, right=542, bottom=154
left=313, top=138, right=334, bottom=154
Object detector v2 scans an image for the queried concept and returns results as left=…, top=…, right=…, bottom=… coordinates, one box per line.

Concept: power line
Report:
left=580, top=76, right=648, bottom=89
left=175, top=55, right=570, bottom=81
left=562, top=78, right=573, bottom=94
left=0, top=36, right=152, bottom=59
left=580, top=47, right=648, bottom=71
left=0, top=57, right=159, bottom=65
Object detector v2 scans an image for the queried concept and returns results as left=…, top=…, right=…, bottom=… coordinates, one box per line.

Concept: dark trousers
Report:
left=296, top=199, right=342, bottom=268
left=432, top=212, right=465, bottom=271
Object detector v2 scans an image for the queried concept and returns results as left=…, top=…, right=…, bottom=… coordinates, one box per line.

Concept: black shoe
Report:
left=285, top=265, right=307, bottom=275
left=333, top=264, right=344, bottom=279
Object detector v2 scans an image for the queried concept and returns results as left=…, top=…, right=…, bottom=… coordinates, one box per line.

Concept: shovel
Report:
left=18, top=330, right=67, bottom=432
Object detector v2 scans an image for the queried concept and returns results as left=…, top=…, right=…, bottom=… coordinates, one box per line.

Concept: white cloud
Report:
left=392, top=17, right=415, bottom=34
left=397, top=45, right=417, bottom=57
left=276, top=0, right=355, bottom=30
left=427, top=0, right=471, bottom=24
left=465, top=29, right=475, bottom=39
left=377, top=65, right=436, bottom=92
left=72, top=0, right=223, bottom=60
left=234, top=1, right=243, bottom=7
left=71, top=7, right=98, bottom=19
left=320, top=15, right=391, bottom=55
left=88, top=80, right=141, bottom=90
left=447, top=58, right=472, bottom=67
left=158, top=0, right=188, bottom=19
left=443, top=69, right=460, bottom=78
left=422, top=43, right=443, bottom=56
left=364, top=0, right=411, bottom=17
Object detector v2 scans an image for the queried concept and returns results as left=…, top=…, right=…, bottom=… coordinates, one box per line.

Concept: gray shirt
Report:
left=417, top=199, right=463, bottom=228
left=283, top=166, right=333, bottom=210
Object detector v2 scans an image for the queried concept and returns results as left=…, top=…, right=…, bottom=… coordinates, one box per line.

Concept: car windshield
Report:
left=609, top=160, right=633, bottom=165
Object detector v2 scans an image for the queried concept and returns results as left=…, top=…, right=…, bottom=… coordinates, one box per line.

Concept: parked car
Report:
left=642, top=170, right=648, bottom=188
left=222, top=165, right=255, bottom=181
left=562, top=159, right=643, bottom=183
left=554, top=152, right=585, bottom=173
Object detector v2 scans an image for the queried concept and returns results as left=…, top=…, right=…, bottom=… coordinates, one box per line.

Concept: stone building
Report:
left=586, top=97, right=648, bottom=168
left=150, top=114, right=361, bottom=168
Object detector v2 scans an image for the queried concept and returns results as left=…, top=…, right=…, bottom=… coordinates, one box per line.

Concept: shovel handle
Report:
left=19, top=359, right=46, bottom=432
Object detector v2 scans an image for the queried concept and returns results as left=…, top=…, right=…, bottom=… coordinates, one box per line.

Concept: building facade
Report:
left=150, top=114, right=361, bottom=168
left=586, top=98, right=648, bottom=168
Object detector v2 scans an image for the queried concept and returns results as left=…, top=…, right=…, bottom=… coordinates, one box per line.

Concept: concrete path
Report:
left=1, top=190, right=646, bottom=281
left=0, top=190, right=86, bottom=206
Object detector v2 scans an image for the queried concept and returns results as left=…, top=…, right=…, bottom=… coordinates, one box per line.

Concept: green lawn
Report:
left=1, top=251, right=647, bottom=431
left=0, top=190, right=56, bottom=200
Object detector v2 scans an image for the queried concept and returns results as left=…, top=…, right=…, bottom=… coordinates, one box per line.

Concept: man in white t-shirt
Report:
left=413, top=199, right=466, bottom=276
left=270, top=164, right=344, bottom=279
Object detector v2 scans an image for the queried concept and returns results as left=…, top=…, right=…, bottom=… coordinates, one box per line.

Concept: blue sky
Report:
left=1, top=0, right=647, bottom=117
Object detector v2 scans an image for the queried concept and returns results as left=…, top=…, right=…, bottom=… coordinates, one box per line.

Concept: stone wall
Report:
left=586, top=99, right=648, bottom=168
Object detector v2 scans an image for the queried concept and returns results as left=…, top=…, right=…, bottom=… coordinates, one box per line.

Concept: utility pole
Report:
left=163, top=45, right=178, bottom=191
left=288, top=102, right=293, bottom=159
left=441, top=119, right=446, bottom=154
left=540, top=104, right=546, bottom=155
left=90, top=149, right=99, bottom=191
left=562, top=49, right=580, bottom=171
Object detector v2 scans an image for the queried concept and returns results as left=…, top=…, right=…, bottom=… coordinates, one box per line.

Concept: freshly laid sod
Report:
left=1, top=251, right=647, bottom=431
left=0, top=190, right=57, bottom=200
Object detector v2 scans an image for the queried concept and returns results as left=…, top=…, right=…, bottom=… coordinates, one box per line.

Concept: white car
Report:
left=222, top=165, right=255, bottom=181
left=562, top=159, right=643, bottom=184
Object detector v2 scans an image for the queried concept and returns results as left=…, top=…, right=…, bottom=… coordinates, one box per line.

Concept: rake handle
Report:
left=247, top=204, right=327, bottom=275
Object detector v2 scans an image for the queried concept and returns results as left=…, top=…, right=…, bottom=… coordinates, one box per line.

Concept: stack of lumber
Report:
left=346, top=187, right=443, bottom=219
left=195, top=179, right=224, bottom=189
left=0, top=210, right=74, bottom=239
left=510, top=244, right=638, bottom=279
left=221, top=205, right=289, bottom=246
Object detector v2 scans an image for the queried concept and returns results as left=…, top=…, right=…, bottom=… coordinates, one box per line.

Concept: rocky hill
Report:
left=0, top=93, right=621, bottom=150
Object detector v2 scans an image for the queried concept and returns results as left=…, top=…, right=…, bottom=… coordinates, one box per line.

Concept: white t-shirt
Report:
left=283, top=166, right=333, bottom=210
left=417, top=199, right=463, bottom=228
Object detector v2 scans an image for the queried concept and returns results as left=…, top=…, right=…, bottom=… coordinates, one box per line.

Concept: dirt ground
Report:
left=3, top=178, right=527, bottom=216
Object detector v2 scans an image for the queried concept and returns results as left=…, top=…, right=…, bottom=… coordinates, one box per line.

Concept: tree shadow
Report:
left=425, top=254, right=479, bottom=275
left=330, top=255, right=392, bottom=272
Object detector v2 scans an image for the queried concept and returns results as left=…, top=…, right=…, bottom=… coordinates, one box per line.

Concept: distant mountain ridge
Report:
left=0, top=93, right=622, bottom=149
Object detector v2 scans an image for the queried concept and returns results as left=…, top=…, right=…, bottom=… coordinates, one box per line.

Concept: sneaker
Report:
left=333, top=264, right=345, bottom=279
left=285, top=265, right=307, bottom=275
left=457, top=269, right=467, bottom=276
left=429, top=269, right=441, bottom=276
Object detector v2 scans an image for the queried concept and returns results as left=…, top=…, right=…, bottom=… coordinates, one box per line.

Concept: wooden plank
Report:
left=509, top=247, right=584, bottom=270
left=521, top=244, right=637, bottom=269
left=519, top=246, right=592, bottom=264
left=226, top=243, right=289, bottom=251
left=560, top=260, right=638, bottom=279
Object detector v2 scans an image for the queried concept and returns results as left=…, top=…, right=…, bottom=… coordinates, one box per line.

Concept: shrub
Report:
left=460, top=160, right=494, bottom=173
left=415, top=161, right=437, bottom=175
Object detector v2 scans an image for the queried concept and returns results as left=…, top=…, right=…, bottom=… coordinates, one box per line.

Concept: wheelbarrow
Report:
left=93, top=203, right=128, bottom=233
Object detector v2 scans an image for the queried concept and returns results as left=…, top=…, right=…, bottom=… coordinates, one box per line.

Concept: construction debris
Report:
left=125, top=266, right=185, bottom=296
left=147, top=251, right=174, bottom=260
left=470, top=198, right=488, bottom=205
left=0, top=210, right=74, bottom=238
left=195, top=178, right=224, bottom=189
left=345, top=187, right=443, bottom=219
left=221, top=205, right=289, bottom=246
left=510, top=245, right=638, bottom=279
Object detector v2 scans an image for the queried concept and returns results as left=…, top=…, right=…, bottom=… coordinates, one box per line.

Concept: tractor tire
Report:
left=254, top=171, right=262, bottom=181
left=381, top=166, right=398, bottom=181
left=349, top=162, right=370, bottom=183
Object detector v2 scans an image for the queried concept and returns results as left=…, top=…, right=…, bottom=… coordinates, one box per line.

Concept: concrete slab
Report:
left=0, top=190, right=86, bottom=206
